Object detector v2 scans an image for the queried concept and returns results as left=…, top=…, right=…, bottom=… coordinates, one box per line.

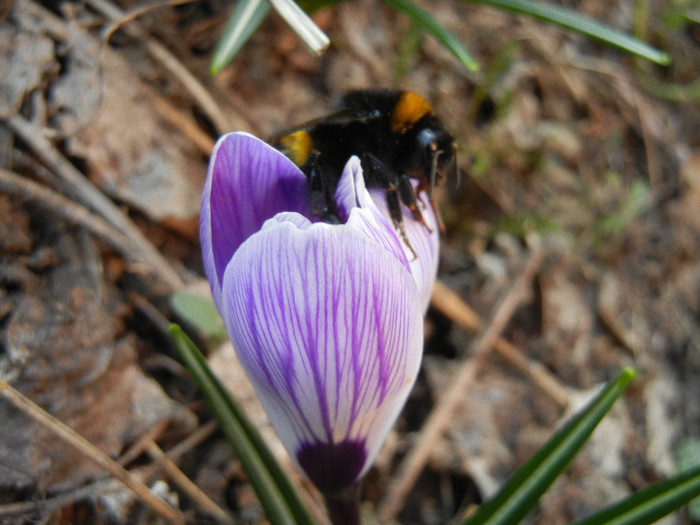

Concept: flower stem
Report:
left=323, top=484, right=362, bottom=525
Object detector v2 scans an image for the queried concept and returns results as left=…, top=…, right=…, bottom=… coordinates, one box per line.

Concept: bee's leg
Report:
left=385, top=187, right=418, bottom=260
left=415, top=175, right=446, bottom=233
left=305, top=154, right=325, bottom=215
left=363, top=153, right=419, bottom=258
left=306, top=154, right=341, bottom=222
left=429, top=195, right=446, bottom=233
left=397, top=174, right=433, bottom=234
left=400, top=174, right=445, bottom=233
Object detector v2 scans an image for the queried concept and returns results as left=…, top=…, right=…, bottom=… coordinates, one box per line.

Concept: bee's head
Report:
left=413, top=117, right=457, bottom=196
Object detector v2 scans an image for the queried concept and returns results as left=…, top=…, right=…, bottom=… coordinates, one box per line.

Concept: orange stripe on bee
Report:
left=391, top=92, right=434, bottom=134
left=279, top=130, right=313, bottom=166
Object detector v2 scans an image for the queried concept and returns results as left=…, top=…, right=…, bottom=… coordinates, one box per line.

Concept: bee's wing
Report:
left=268, top=108, right=384, bottom=144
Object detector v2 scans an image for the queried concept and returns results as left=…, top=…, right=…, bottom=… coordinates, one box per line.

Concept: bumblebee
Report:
left=271, top=90, right=457, bottom=255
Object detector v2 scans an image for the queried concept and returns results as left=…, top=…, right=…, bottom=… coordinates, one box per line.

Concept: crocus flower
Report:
left=200, top=132, right=439, bottom=496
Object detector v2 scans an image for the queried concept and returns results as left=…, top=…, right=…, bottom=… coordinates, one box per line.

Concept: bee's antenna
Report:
left=453, top=142, right=461, bottom=189
left=429, top=146, right=440, bottom=197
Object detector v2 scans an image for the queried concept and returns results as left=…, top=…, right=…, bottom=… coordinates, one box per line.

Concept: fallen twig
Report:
left=117, top=420, right=171, bottom=467
left=147, top=440, right=236, bottom=524
left=0, top=381, right=186, bottom=525
left=151, top=92, right=216, bottom=155
left=156, top=419, right=219, bottom=462
left=0, top=476, right=127, bottom=519
left=3, top=116, right=184, bottom=291
left=430, top=280, right=570, bottom=409
left=0, top=167, right=179, bottom=285
left=87, top=0, right=235, bottom=135
left=378, top=246, right=545, bottom=522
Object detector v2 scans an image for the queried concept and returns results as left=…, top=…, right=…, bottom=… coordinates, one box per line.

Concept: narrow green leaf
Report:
left=381, top=0, right=480, bottom=72
left=462, top=368, right=636, bottom=525
left=636, top=73, right=700, bottom=102
left=468, top=0, right=671, bottom=65
left=571, top=463, right=700, bottom=525
left=210, top=0, right=271, bottom=74
left=677, top=438, right=700, bottom=521
left=169, top=325, right=315, bottom=525
left=296, top=0, right=347, bottom=12
left=664, top=5, right=700, bottom=28
left=169, top=291, right=226, bottom=341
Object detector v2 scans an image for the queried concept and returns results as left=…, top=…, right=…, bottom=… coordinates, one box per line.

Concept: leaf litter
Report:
left=1, top=0, right=699, bottom=523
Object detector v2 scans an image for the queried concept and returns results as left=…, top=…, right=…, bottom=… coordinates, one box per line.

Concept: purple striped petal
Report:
left=369, top=187, right=440, bottom=313
left=335, top=157, right=411, bottom=274
left=199, top=131, right=437, bottom=493
left=200, top=132, right=310, bottom=311
left=220, top=217, right=424, bottom=491
left=335, top=155, right=439, bottom=311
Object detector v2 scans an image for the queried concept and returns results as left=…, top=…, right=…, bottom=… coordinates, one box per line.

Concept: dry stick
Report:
left=158, top=420, right=219, bottom=463
left=87, top=0, right=231, bottom=135
left=631, top=90, right=661, bottom=195
left=118, top=420, right=171, bottom=467
left=0, top=382, right=186, bottom=525
left=135, top=421, right=219, bottom=485
left=378, top=248, right=545, bottom=522
left=14, top=0, right=224, bottom=147
left=146, top=441, right=237, bottom=525
left=0, top=167, right=143, bottom=264
left=13, top=0, right=69, bottom=42
left=4, top=116, right=184, bottom=291
left=151, top=93, right=216, bottom=155
left=431, top=280, right=570, bottom=409
left=100, top=0, right=199, bottom=29
left=134, top=293, right=333, bottom=525
left=0, top=475, right=126, bottom=518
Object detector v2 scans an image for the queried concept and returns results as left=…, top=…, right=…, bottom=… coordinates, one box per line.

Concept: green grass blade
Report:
left=381, top=0, right=480, bottom=72
left=296, top=0, right=347, bottom=12
left=210, top=0, right=271, bottom=74
left=572, top=464, right=700, bottom=525
left=637, top=73, right=700, bottom=103
left=169, top=291, right=227, bottom=342
left=677, top=438, right=700, bottom=520
left=169, top=325, right=315, bottom=525
left=469, top=0, right=671, bottom=65
left=462, top=368, right=636, bottom=525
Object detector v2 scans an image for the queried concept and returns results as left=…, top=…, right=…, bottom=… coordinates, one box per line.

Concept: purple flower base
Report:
left=296, top=439, right=367, bottom=494
left=202, top=132, right=434, bottom=502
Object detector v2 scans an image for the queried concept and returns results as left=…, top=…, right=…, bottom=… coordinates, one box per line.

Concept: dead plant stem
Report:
left=0, top=168, right=141, bottom=264
left=430, top=280, right=570, bottom=409
left=86, top=0, right=231, bottom=135
left=146, top=440, right=236, bottom=524
left=3, top=116, right=184, bottom=291
left=0, top=381, right=186, bottom=525
left=378, top=247, right=545, bottom=521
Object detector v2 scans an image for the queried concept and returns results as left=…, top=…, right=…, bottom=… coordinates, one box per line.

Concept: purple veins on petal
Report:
left=200, top=130, right=437, bottom=491
left=334, top=156, right=365, bottom=221
left=335, top=157, right=410, bottom=274
left=368, top=187, right=439, bottom=313
left=221, top=217, right=424, bottom=488
left=200, top=132, right=310, bottom=309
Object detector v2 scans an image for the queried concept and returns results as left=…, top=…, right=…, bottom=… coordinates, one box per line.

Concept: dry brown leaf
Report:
left=0, top=233, right=194, bottom=492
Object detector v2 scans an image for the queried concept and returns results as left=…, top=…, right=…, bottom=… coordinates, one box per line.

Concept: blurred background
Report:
left=1, top=0, right=699, bottom=523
